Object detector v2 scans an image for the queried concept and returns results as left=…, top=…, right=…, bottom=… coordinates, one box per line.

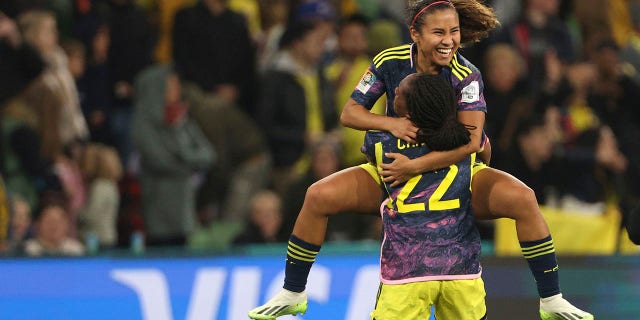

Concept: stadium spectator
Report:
left=289, top=0, right=337, bottom=58
left=60, top=38, right=86, bottom=90
left=172, top=0, right=256, bottom=114
left=52, top=139, right=86, bottom=239
left=0, top=89, right=51, bottom=210
left=68, top=18, right=113, bottom=145
left=233, top=190, right=284, bottom=245
left=586, top=38, right=640, bottom=213
left=17, top=10, right=89, bottom=160
left=105, top=0, right=154, bottom=168
left=131, top=64, right=214, bottom=247
left=482, top=43, right=531, bottom=158
left=182, top=82, right=271, bottom=225
left=1, top=194, right=32, bottom=254
left=256, top=0, right=290, bottom=73
left=556, top=126, right=627, bottom=215
left=24, top=201, right=85, bottom=257
left=325, top=13, right=386, bottom=168
left=545, top=38, right=630, bottom=215
left=78, top=143, right=122, bottom=248
left=0, top=11, right=44, bottom=107
left=152, top=0, right=195, bottom=63
left=8, top=10, right=87, bottom=220
left=496, top=115, right=560, bottom=205
left=256, top=19, right=339, bottom=195
left=490, top=0, right=576, bottom=95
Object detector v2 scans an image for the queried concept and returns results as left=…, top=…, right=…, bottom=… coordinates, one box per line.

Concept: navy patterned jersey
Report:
left=362, top=131, right=481, bottom=283
left=350, top=43, right=487, bottom=117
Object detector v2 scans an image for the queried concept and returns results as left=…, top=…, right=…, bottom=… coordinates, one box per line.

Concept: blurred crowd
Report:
left=0, top=0, right=639, bottom=257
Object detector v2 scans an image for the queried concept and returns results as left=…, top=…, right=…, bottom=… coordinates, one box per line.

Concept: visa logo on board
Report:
left=111, top=264, right=380, bottom=320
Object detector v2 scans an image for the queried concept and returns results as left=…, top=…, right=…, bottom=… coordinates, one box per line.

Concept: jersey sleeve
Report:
left=455, top=70, right=487, bottom=113
left=350, top=64, right=387, bottom=110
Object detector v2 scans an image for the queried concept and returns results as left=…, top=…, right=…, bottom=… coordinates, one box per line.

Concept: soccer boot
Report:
left=248, top=289, right=308, bottom=320
left=539, top=293, right=594, bottom=320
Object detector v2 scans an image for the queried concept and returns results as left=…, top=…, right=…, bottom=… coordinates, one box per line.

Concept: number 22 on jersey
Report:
left=375, top=142, right=461, bottom=214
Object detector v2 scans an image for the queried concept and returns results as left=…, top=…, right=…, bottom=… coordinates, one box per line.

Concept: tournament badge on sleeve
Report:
left=356, top=69, right=376, bottom=94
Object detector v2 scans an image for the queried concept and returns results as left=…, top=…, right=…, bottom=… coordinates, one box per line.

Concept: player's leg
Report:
left=370, top=282, right=436, bottom=320
left=434, top=278, right=486, bottom=320
left=249, top=165, right=382, bottom=319
left=290, top=164, right=382, bottom=243
left=470, top=166, right=593, bottom=320
left=470, top=166, right=550, bottom=241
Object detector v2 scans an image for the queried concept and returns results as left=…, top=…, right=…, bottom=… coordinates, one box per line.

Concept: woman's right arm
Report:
left=341, top=98, right=418, bottom=143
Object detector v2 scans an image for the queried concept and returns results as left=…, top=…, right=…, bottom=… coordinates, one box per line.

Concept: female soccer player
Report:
left=249, top=1, right=593, bottom=319
left=366, top=72, right=486, bottom=320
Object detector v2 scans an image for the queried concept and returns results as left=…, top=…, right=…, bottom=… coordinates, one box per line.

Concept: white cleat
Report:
left=248, top=289, right=308, bottom=320
left=539, top=293, right=594, bottom=320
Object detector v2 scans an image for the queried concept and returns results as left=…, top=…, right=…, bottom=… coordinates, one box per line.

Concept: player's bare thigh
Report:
left=303, top=166, right=383, bottom=216
left=470, top=167, right=538, bottom=220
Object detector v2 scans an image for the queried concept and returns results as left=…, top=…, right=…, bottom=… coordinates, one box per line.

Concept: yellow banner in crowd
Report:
left=495, top=205, right=640, bottom=256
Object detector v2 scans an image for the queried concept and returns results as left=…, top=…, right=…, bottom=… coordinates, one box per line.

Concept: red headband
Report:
left=410, top=1, right=454, bottom=28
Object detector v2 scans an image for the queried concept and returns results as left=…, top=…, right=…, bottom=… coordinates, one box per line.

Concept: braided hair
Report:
left=404, top=73, right=471, bottom=151
left=407, top=0, right=499, bottom=44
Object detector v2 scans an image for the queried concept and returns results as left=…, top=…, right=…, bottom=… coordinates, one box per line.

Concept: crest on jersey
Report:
left=461, top=80, right=479, bottom=103
left=356, top=70, right=376, bottom=93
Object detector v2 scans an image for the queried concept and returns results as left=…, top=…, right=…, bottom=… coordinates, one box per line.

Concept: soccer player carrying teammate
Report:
left=249, top=1, right=593, bottom=319
left=365, top=73, right=485, bottom=319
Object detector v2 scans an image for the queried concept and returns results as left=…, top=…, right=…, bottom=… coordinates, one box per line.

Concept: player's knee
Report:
left=304, top=180, right=340, bottom=214
left=504, top=183, right=539, bottom=213
left=493, top=183, right=539, bottom=219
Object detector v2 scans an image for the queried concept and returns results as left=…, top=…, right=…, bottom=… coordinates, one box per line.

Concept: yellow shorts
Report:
left=472, top=160, right=489, bottom=176
left=359, top=162, right=381, bottom=184
left=370, top=278, right=487, bottom=320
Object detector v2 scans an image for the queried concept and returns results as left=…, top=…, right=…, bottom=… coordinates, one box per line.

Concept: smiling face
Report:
left=410, top=7, right=460, bottom=73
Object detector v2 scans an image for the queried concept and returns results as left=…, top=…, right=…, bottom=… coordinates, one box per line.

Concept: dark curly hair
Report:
left=404, top=73, right=471, bottom=151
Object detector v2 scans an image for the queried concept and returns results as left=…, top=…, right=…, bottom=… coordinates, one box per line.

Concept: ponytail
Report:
left=420, top=115, right=470, bottom=151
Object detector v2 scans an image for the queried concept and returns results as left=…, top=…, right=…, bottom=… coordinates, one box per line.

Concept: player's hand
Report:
left=379, top=152, right=417, bottom=186
left=388, top=117, right=418, bottom=143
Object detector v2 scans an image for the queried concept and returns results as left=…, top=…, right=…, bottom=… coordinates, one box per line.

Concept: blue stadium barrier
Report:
left=0, top=249, right=638, bottom=319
